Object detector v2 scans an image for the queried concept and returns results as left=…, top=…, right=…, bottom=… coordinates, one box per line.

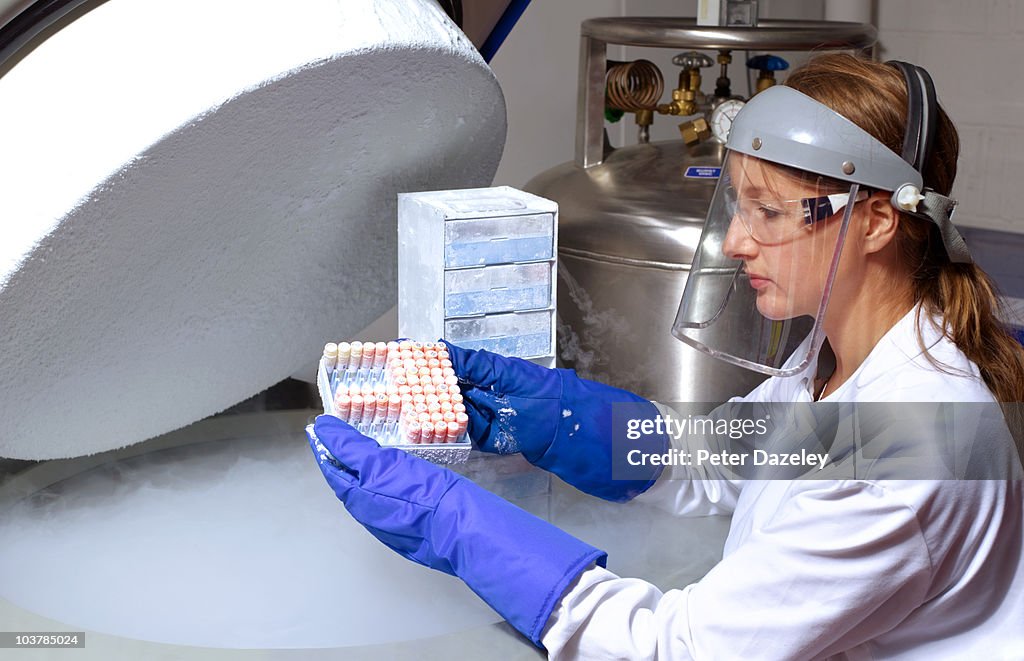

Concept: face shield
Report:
left=672, top=152, right=863, bottom=376
left=672, top=83, right=969, bottom=377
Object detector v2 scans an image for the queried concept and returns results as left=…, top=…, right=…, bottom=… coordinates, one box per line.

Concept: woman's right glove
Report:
left=307, top=415, right=607, bottom=647
left=443, top=341, right=668, bottom=502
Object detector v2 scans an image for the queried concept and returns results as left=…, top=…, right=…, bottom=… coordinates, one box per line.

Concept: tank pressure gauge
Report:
left=710, top=98, right=745, bottom=142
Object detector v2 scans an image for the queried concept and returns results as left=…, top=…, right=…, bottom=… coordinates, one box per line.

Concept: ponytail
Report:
left=902, top=220, right=1024, bottom=403
left=787, top=53, right=1024, bottom=454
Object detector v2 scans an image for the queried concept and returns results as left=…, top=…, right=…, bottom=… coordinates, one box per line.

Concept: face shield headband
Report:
left=888, top=60, right=971, bottom=264
left=721, top=84, right=970, bottom=264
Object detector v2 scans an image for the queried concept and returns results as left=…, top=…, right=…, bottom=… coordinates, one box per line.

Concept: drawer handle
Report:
left=488, top=236, right=510, bottom=242
left=489, top=286, right=509, bottom=291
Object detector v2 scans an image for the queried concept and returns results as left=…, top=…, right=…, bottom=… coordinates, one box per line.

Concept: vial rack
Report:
left=315, top=340, right=472, bottom=465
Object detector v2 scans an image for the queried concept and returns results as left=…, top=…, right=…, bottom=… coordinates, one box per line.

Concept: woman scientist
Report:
left=307, top=54, right=1024, bottom=659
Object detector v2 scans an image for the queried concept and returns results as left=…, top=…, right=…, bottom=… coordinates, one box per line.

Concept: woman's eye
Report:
left=757, top=205, right=783, bottom=220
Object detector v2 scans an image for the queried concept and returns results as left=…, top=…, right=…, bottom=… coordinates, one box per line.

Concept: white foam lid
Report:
left=0, top=0, right=506, bottom=459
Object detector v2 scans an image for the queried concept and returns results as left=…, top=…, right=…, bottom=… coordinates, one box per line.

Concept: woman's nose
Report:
left=722, top=213, right=756, bottom=260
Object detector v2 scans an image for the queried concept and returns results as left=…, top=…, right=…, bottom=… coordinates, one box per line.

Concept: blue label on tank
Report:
left=684, top=166, right=722, bottom=179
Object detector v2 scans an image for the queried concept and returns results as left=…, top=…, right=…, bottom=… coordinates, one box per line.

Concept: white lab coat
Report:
left=541, top=306, right=1024, bottom=660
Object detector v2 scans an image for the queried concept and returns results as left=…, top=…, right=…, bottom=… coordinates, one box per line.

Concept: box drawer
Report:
left=444, top=262, right=552, bottom=316
left=444, top=213, right=554, bottom=267
left=444, top=309, right=553, bottom=358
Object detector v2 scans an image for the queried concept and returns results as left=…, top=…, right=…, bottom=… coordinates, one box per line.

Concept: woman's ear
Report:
left=860, top=191, right=900, bottom=255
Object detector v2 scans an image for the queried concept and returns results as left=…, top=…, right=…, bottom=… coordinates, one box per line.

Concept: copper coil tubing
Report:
left=605, top=59, right=664, bottom=111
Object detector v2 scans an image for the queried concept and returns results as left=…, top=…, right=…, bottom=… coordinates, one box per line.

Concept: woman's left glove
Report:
left=444, top=341, right=669, bottom=502
left=306, top=414, right=607, bottom=645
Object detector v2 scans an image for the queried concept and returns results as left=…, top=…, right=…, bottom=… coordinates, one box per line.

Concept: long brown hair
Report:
left=784, top=53, right=1024, bottom=409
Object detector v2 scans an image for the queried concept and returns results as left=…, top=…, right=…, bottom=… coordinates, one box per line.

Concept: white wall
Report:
left=875, top=1, right=1024, bottom=232
left=488, top=0, right=623, bottom=188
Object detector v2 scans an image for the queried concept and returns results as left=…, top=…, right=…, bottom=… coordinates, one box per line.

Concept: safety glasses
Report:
left=724, top=185, right=870, bottom=243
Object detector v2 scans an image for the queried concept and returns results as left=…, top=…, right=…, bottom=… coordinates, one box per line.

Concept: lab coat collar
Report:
left=826, top=304, right=946, bottom=399
left=775, top=304, right=946, bottom=402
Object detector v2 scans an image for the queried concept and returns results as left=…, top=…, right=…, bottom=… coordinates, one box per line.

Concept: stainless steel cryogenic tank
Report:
left=526, top=18, right=876, bottom=402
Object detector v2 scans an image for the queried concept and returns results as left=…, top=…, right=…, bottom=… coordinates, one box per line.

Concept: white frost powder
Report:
left=0, top=428, right=503, bottom=647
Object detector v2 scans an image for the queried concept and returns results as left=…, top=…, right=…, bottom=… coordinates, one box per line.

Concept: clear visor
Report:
left=672, top=152, right=863, bottom=377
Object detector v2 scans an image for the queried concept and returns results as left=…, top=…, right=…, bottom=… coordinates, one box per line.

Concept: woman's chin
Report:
left=755, top=294, right=792, bottom=321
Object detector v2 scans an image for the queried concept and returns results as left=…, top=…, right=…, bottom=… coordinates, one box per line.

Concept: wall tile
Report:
left=876, top=1, right=916, bottom=32
left=874, top=29, right=923, bottom=62
left=986, top=0, right=1018, bottom=35
left=916, top=35, right=1021, bottom=128
left=908, top=0, right=988, bottom=34
left=950, top=124, right=987, bottom=223
left=983, top=128, right=1024, bottom=230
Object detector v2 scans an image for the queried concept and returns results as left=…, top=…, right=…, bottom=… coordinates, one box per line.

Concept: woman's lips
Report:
left=747, top=273, right=771, bottom=290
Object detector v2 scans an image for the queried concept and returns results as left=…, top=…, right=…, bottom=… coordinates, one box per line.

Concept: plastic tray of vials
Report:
left=315, top=340, right=472, bottom=464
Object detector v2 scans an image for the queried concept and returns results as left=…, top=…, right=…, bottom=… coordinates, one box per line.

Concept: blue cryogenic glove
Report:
left=307, top=415, right=606, bottom=646
left=443, top=341, right=669, bottom=502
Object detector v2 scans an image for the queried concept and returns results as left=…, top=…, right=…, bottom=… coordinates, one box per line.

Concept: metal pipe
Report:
left=479, top=0, right=531, bottom=62
left=581, top=17, right=876, bottom=51
left=575, top=34, right=607, bottom=168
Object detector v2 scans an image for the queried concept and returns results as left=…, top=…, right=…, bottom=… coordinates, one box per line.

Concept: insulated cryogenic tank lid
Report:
left=0, top=0, right=506, bottom=459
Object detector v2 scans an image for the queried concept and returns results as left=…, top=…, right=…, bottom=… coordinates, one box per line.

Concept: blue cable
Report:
left=479, top=0, right=531, bottom=63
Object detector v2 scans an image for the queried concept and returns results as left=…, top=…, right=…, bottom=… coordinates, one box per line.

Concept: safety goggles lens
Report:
left=725, top=186, right=869, bottom=242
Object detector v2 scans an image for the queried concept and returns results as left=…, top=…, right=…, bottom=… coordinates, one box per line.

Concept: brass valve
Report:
left=714, top=50, right=734, bottom=98
left=658, top=88, right=699, bottom=117
left=658, top=51, right=712, bottom=117
left=678, top=117, right=711, bottom=145
left=635, top=108, right=654, bottom=143
left=755, top=70, right=777, bottom=94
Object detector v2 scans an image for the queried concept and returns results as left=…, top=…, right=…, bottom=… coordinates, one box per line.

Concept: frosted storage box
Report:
left=444, top=262, right=553, bottom=316
left=399, top=186, right=558, bottom=367
left=444, top=214, right=554, bottom=267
